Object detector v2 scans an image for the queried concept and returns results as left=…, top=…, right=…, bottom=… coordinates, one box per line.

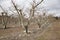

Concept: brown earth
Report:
left=37, top=21, right=60, bottom=40
left=0, top=20, right=60, bottom=40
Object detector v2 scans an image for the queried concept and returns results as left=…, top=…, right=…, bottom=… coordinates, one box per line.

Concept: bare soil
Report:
left=37, top=21, right=60, bottom=40
left=0, top=20, right=60, bottom=40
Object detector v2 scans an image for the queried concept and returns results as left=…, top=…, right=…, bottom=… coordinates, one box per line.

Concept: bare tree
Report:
left=24, top=0, right=44, bottom=33
left=11, top=0, right=24, bottom=28
left=10, top=0, right=44, bottom=33
left=0, top=5, right=8, bottom=29
left=29, top=0, right=44, bottom=28
left=11, top=0, right=29, bottom=33
left=1, top=12, right=8, bottom=29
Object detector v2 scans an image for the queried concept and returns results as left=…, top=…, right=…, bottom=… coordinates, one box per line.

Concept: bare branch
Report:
left=34, top=0, right=43, bottom=8
left=11, top=0, right=19, bottom=14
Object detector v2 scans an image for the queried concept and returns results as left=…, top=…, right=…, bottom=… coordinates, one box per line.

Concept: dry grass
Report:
left=0, top=17, right=60, bottom=40
left=0, top=27, right=23, bottom=38
left=37, top=21, right=60, bottom=40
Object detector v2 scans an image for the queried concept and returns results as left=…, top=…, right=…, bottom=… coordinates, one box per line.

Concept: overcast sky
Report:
left=0, top=0, right=60, bottom=16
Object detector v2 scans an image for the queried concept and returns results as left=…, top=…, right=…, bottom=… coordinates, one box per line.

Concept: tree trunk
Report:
left=4, top=24, right=7, bottom=29
left=25, top=25, right=28, bottom=34
left=38, top=23, right=41, bottom=28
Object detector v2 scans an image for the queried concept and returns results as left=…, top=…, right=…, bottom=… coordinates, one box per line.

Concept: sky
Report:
left=0, top=0, right=60, bottom=17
